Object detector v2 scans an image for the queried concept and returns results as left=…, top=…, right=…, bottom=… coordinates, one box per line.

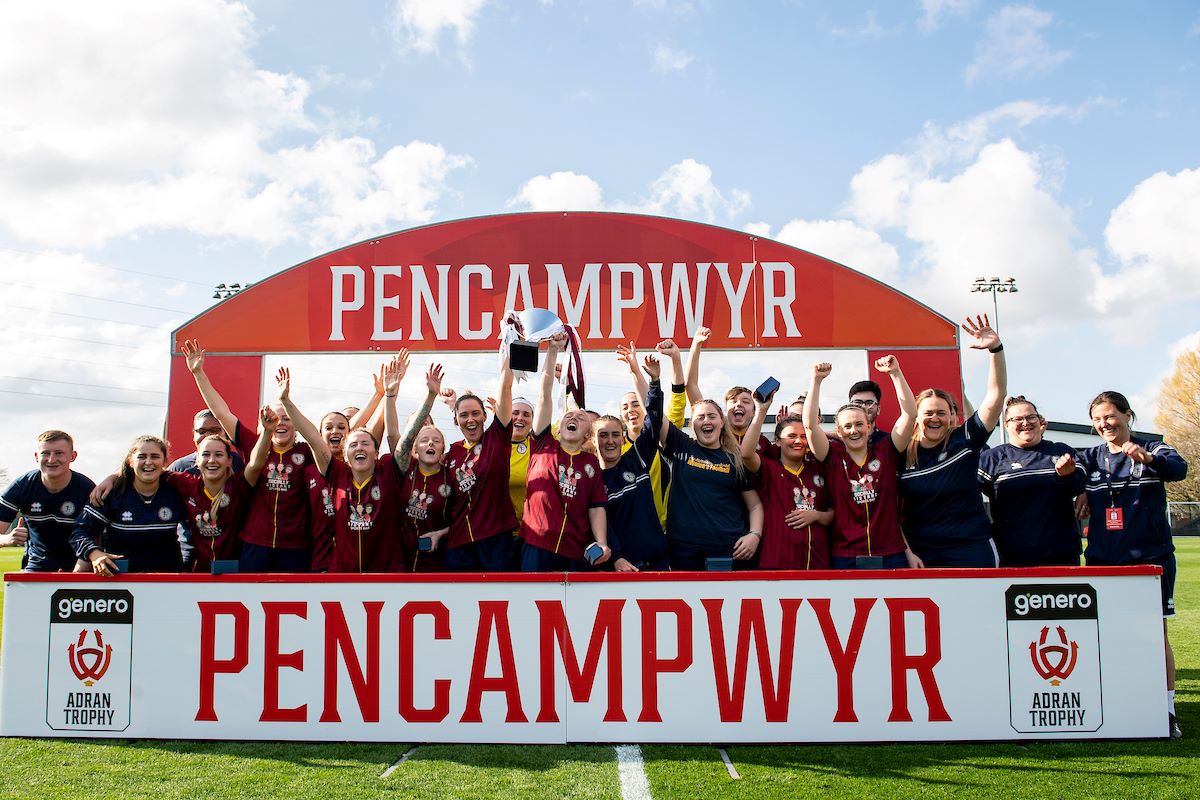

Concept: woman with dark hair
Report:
left=1077, top=390, right=1188, bottom=738
left=804, top=357, right=919, bottom=570
left=651, top=390, right=764, bottom=570
left=442, top=353, right=518, bottom=571
left=897, top=315, right=1007, bottom=568
left=978, top=396, right=1083, bottom=566
left=71, top=436, right=191, bottom=574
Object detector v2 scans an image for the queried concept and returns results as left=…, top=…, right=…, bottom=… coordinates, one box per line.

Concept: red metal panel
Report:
left=165, top=353, right=263, bottom=462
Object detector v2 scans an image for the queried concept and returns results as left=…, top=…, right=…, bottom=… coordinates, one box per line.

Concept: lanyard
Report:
left=1102, top=453, right=1134, bottom=508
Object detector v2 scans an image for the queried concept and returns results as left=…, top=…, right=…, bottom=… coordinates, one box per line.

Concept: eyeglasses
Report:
left=849, top=399, right=878, bottom=408
left=1005, top=414, right=1041, bottom=425
left=195, top=427, right=223, bottom=436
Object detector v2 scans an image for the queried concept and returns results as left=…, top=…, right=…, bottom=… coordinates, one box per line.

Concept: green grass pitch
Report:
left=1, top=544, right=1196, bottom=799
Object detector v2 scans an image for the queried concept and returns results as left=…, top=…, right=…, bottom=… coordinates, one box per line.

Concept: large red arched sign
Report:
left=167, top=212, right=960, bottom=458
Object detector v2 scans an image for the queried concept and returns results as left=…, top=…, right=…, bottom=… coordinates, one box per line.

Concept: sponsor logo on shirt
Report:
left=684, top=455, right=731, bottom=474
left=349, top=503, right=375, bottom=532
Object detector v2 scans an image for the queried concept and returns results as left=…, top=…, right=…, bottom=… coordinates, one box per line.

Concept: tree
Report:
left=1156, top=345, right=1200, bottom=502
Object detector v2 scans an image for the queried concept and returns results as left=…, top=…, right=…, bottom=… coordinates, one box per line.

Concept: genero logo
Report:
left=47, top=589, right=134, bottom=731
left=1005, top=584, right=1102, bottom=733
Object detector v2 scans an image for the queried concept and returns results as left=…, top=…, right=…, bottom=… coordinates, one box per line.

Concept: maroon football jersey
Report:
left=400, top=462, right=455, bottom=572
left=823, top=437, right=906, bottom=558
left=162, top=470, right=251, bottom=572
left=324, top=455, right=405, bottom=573
left=520, top=428, right=608, bottom=562
left=305, top=464, right=336, bottom=572
left=444, top=417, right=519, bottom=549
left=234, top=422, right=313, bottom=550
left=751, top=455, right=830, bottom=570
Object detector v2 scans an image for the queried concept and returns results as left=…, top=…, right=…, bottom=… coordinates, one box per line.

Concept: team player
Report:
left=898, top=316, right=1007, bottom=568
left=615, top=339, right=688, bottom=527
left=653, top=391, right=765, bottom=571
left=520, top=333, right=610, bottom=571
left=683, top=326, right=771, bottom=454
left=181, top=338, right=314, bottom=572
left=741, top=393, right=832, bottom=570
left=167, top=410, right=244, bottom=475
left=443, top=352, right=519, bottom=571
left=161, top=423, right=273, bottom=572
left=594, top=351, right=670, bottom=571
left=978, top=396, right=1083, bottom=566
left=0, top=430, right=94, bottom=572
left=804, top=357, right=921, bottom=569
left=1076, top=390, right=1188, bottom=738
left=71, top=435, right=191, bottom=574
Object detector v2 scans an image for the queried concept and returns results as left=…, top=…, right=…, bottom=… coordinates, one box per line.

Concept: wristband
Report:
left=748, top=530, right=762, bottom=539
left=385, top=393, right=397, bottom=398
left=988, top=343, right=1004, bottom=353
left=671, top=383, right=686, bottom=393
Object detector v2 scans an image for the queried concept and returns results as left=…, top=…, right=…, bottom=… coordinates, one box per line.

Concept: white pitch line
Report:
left=615, top=744, right=653, bottom=800
left=718, top=747, right=741, bottom=780
left=380, top=746, right=419, bottom=779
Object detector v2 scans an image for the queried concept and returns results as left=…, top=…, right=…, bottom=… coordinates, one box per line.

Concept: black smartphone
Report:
left=754, top=376, right=781, bottom=403
left=509, top=341, right=540, bottom=372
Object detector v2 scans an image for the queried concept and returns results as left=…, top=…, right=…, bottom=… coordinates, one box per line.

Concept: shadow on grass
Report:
left=16, top=737, right=402, bottom=769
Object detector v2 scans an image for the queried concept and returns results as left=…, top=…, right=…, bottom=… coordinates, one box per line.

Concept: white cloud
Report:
left=652, top=44, right=694, bottom=73
left=743, top=222, right=772, bottom=237
left=1094, top=167, right=1200, bottom=311
left=511, top=159, right=750, bottom=224
left=773, top=219, right=901, bottom=283
left=918, top=0, right=975, bottom=32
left=390, top=0, right=489, bottom=55
left=508, top=171, right=604, bottom=211
left=633, top=159, right=750, bottom=222
left=0, top=2, right=471, bottom=250
left=964, top=5, right=1071, bottom=85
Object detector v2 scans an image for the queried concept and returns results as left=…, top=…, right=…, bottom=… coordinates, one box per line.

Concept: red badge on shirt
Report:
left=1105, top=507, right=1124, bottom=531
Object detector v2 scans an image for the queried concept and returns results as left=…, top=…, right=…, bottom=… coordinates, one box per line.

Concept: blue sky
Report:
left=1, top=1, right=1198, bottom=479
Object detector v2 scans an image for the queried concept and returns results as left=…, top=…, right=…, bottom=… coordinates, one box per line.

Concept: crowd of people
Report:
left=0, top=317, right=1188, bottom=736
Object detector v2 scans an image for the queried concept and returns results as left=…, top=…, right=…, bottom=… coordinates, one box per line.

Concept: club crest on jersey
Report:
left=157, top=507, right=172, bottom=522
left=438, top=483, right=452, bottom=498
left=516, top=442, right=528, bottom=455
left=813, top=475, right=825, bottom=487
left=1131, top=463, right=1144, bottom=478
left=370, top=485, right=381, bottom=501
left=61, top=501, right=76, bottom=516
left=622, top=471, right=636, bottom=484
left=867, top=459, right=881, bottom=473
left=584, top=463, right=595, bottom=479
left=219, top=494, right=230, bottom=508
left=291, top=453, right=305, bottom=466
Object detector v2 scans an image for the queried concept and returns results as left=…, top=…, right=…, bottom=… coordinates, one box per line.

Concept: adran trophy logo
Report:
left=68, top=629, right=113, bottom=687
left=1029, top=625, right=1078, bottom=686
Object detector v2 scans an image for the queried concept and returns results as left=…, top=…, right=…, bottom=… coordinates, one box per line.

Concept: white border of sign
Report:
left=1, top=568, right=1168, bottom=742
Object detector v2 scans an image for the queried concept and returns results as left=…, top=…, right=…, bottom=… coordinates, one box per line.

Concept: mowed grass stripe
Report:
left=2, top=540, right=1199, bottom=799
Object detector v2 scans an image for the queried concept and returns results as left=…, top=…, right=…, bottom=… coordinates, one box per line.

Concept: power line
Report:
left=0, top=375, right=166, bottom=395
left=0, top=388, right=161, bottom=408
left=0, top=304, right=163, bottom=330
left=0, top=351, right=164, bottom=373
left=2, top=332, right=144, bottom=351
left=7, top=282, right=192, bottom=314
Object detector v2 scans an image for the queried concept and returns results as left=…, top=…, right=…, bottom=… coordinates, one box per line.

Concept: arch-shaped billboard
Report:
left=167, top=212, right=960, bottom=457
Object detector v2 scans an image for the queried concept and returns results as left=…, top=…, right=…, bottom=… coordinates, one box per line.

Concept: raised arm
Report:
left=657, top=339, right=688, bottom=427
left=962, top=315, right=1006, bottom=430
left=392, top=363, right=443, bottom=471
left=684, top=326, right=711, bottom=406
left=181, top=339, right=238, bottom=438
left=243, top=405, right=277, bottom=485
left=496, top=349, right=514, bottom=427
left=277, top=367, right=331, bottom=475
left=616, top=342, right=649, bottom=408
left=349, top=363, right=386, bottom=431
left=380, top=351, right=411, bottom=455
left=804, top=363, right=832, bottom=461
left=876, top=355, right=917, bottom=450
left=742, top=391, right=775, bottom=474
left=533, top=333, right=567, bottom=434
